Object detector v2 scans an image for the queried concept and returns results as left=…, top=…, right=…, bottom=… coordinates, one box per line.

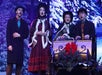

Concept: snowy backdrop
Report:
left=0, top=0, right=49, bottom=75
left=0, top=0, right=102, bottom=75
left=49, top=0, right=102, bottom=65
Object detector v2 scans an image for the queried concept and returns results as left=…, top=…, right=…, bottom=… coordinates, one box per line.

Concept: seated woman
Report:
left=54, top=11, right=75, bottom=41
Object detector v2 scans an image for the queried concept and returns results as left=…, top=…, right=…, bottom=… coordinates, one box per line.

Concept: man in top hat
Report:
left=6, top=6, right=29, bottom=75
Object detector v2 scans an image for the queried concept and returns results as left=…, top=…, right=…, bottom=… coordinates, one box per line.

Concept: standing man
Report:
left=6, top=6, right=29, bottom=75
left=75, top=8, right=96, bottom=60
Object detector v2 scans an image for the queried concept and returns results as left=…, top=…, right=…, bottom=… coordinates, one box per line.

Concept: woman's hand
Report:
left=75, top=36, right=81, bottom=40
left=36, top=31, right=46, bottom=36
left=56, top=35, right=66, bottom=40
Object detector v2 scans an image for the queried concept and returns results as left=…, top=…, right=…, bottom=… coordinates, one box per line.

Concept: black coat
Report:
left=75, top=20, right=96, bottom=59
left=75, top=20, right=95, bottom=41
left=6, top=17, right=29, bottom=65
left=54, top=23, right=75, bottom=40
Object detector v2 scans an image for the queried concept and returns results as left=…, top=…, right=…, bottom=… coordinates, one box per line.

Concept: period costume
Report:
left=54, top=23, right=75, bottom=40
left=28, top=18, right=52, bottom=72
left=75, top=20, right=96, bottom=59
left=75, top=20, right=95, bottom=40
left=6, top=17, right=29, bottom=65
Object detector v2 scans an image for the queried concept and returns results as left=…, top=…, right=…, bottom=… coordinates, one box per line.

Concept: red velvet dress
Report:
left=28, top=19, right=51, bottom=72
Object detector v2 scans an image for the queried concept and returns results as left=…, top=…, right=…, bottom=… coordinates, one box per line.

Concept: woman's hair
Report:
left=63, top=11, right=73, bottom=22
left=37, top=2, right=48, bottom=18
left=77, top=8, right=87, bottom=15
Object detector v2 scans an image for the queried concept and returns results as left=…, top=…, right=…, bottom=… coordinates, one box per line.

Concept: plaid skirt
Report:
left=28, top=40, right=51, bottom=72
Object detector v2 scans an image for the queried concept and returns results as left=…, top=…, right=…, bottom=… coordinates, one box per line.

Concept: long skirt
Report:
left=28, top=36, right=51, bottom=72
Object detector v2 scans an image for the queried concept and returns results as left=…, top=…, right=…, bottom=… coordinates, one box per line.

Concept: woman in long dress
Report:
left=28, top=3, right=52, bottom=75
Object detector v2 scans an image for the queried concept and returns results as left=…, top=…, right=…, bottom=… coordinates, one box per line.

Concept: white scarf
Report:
left=55, top=23, right=70, bottom=40
left=29, top=19, right=52, bottom=49
left=63, top=23, right=70, bottom=38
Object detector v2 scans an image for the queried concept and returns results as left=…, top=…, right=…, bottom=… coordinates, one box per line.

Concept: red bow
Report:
left=64, top=42, right=77, bottom=55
